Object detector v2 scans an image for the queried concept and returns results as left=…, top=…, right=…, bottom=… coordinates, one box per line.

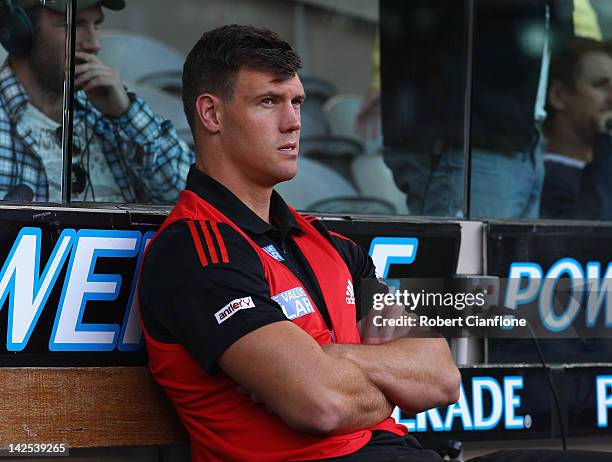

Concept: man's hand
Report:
left=358, top=279, right=427, bottom=344
left=75, top=51, right=130, bottom=117
left=358, top=300, right=416, bottom=344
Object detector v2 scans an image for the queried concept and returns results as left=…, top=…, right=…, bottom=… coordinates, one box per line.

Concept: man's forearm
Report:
left=315, top=353, right=395, bottom=434
left=221, top=321, right=395, bottom=435
left=248, top=348, right=394, bottom=434
left=323, top=338, right=461, bottom=414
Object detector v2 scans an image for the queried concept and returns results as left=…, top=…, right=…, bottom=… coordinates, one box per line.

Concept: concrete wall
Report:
left=103, top=0, right=378, bottom=95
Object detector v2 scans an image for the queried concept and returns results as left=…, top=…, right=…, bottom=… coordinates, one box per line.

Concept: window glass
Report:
left=69, top=0, right=193, bottom=205
left=378, top=0, right=612, bottom=222
left=101, top=0, right=415, bottom=213
left=467, top=0, right=549, bottom=220
left=538, top=1, right=612, bottom=221
left=0, top=1, right=68, bottom=203
left=379, top=0, right=468, bottom=218
left=12, top=1, right=612, bottom=218
left=467, top=0, right=612, bottom=221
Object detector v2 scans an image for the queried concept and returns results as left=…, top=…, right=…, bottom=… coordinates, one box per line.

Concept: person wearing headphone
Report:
left=0, top=0, right=193, bottom=202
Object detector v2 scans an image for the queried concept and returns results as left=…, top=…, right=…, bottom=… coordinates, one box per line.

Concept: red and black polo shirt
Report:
left=139, top=165, right=379, bottom=373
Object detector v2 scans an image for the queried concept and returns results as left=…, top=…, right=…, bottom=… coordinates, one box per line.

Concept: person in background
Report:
left=360, top=0, right=602, bottom=219
left=0, top=0, right=193, bottom=202
left=541, top=38, right=612, bottom=219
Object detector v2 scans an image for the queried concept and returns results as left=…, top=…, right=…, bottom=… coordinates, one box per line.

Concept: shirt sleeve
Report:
left=112, top=92, right=194, bottom=203
left=139, top=220, right=288, bottom=373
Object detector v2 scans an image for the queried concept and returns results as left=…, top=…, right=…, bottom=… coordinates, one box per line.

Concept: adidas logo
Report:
left=345, top=280, right=355, bottom=305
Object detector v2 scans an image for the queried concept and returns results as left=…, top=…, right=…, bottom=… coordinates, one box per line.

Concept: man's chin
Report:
left=32, top=70, right=64, bottom=96
left=273, top=168, right=298, bottom=186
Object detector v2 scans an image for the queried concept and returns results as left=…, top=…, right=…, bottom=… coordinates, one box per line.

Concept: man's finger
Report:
left=75, top=51, right=100, bottom=64
left=75, top=70, right=107, bottom=88
left=75, top=63, right=104, bottom=74
left=74, top=70, right=99, bottom=86
left=83, top=76, right=112, bottom=92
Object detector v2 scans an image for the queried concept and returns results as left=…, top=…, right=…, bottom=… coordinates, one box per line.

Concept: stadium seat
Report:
left=324, top=94, right=384, bottom=156
left=298, top=82, right=363, bottom=182
left=351, top=154, right=409, bottom=214
left=309, top=196, right=396, bottom=215
left=276, top=158, right=396, bottom=214
left=323, top=94, right=363, bottom=143
left=99, top=30, right=184, bottom=89
left=275, top=157, right=358, bottom=210
left=300, top=75, right=336, bottom=104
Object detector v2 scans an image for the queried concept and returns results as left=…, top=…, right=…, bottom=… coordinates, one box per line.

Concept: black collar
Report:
left=185, top=165, right=303, bottom=237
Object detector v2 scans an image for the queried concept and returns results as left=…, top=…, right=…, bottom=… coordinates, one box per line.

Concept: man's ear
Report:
left=547, top=80, right=568, bottom=112
left=195, top=93, right=222, bottom=134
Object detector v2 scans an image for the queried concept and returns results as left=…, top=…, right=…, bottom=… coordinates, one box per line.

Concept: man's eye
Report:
left=262, top=98, right=273, bottom=105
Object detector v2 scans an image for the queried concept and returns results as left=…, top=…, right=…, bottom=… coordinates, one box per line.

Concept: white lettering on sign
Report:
left=398, top=376, right=527, bottom=432
left=118, top=232, right=155, bottom=351
left=368, top=237, right=418, bottom=278
left=597, top=375, right=612, bottom=428
left=50, top=230, right=141, bottom=351
left=505, top=259, right=612, bottom=332
left=0, top=228, right=74, bottom=351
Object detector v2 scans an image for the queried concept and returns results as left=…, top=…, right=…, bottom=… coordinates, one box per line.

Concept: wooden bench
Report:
left=1, top=367, right=187, bottom=448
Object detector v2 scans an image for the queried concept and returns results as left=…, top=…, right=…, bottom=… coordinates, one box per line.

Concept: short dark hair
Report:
left=549, top=38, right=612, bottom=90
left=182, top=24, right=302, bottom=134
left=545, top=38, right=612, bottom=119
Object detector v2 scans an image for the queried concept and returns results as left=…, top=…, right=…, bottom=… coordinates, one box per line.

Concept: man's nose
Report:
left=78, top=28, right=101, bottom=54
left=281, top=103, right=301, bottom=133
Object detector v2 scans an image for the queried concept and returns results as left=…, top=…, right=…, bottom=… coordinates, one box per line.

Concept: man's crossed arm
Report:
left=322, top=338, right=461, bottom=415
left=218, top=305, right=460, bottom=435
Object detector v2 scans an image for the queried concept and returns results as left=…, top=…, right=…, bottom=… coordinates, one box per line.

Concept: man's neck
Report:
left=545, top=119, right=593, bottom=163
left=10, top=58, right=63, bottom=123
left=196, top=159, right=272, bottom=224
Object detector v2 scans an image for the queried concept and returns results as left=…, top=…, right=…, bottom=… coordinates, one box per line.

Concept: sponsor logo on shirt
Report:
left=346, top=280, right=355, bottom=305
left=262, top=244, right=284, bottom=261
left=215, top=296, right=255, bottom=324
left=272, top=286, right=315, bottom=320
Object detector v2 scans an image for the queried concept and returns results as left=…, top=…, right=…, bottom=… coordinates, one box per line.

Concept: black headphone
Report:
left=0, top=0, right=34, bottom=55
